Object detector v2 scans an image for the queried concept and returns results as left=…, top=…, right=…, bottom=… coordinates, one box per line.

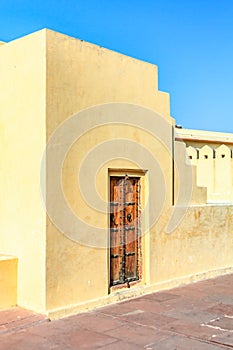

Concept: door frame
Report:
left=108, top=169, right=149, bottom=292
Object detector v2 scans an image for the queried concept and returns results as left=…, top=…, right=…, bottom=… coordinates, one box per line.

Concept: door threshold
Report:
left=110, top=279, right=143, bottom=292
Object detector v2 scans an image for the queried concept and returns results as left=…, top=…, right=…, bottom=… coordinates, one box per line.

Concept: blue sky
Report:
left=0, top=1, right=232, bottom=132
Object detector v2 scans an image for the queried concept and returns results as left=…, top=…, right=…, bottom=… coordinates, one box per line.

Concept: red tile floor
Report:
left=1, top=273, right=233, bottom=349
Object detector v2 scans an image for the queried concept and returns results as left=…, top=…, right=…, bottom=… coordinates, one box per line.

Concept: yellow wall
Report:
left=174, top=140, right=207, bottom=206
left=179, top=129, right=233, bottom=203
left=45, top=29, right=173, bottom=312
left=45, top=29, right=171, bottom=139
left=0, top=29, right=232, bottom=318
left=45, top=30, right=233, bottom=318
left=0, top=31, right=46, bottom=312
left=155, top=205, right=233, bottom=281
left=0, top=255, right=17, bottom=309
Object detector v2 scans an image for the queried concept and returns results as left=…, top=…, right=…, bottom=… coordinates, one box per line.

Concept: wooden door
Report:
left=110, top=176, right=141, bottom=286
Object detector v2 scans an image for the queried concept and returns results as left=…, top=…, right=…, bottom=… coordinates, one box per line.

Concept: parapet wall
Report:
left=176, top=128, right=233, bottom=204
left=186, top=144, right=233, bottom=203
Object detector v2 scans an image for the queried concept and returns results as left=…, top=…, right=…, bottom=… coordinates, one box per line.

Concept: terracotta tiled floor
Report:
left=1, top=273, right=233, bottom=349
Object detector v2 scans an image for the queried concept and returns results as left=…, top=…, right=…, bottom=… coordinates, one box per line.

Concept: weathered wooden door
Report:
left=110, top=176, right=141, bottom=286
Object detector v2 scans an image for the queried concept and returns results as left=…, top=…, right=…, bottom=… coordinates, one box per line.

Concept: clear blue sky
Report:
left=0, top=0, right=232, bottom=132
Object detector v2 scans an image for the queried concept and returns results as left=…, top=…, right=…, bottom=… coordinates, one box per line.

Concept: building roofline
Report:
left=175, top=128, right=233, bottom=145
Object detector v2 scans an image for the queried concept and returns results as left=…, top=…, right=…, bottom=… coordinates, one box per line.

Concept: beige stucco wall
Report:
left=45, top=29, right=173, bottom=312
left=0, top=255, right=17, bottom=309
left=178, top=129, right=233, bottom=203
left=174, top=139, right=207, bottom=206
left=0, top=31, right=46, bottom=312
left=45, top=29, right=171, bottom=138
left=0, top=29, right=232, bottom=317
left=45, top=30, right=233, bottom=317
left=155, top=205, right=233, bottom=281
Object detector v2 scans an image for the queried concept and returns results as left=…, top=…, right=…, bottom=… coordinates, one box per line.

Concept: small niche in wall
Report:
left=204, top=155, right=208, bottom=159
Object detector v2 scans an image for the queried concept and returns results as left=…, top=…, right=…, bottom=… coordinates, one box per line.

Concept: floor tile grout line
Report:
left=0, top=319, right=50, bottom=335
left=155, top=324, right=233, bottom=349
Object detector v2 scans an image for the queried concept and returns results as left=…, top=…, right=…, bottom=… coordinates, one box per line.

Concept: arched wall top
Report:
left=186, top=146, right=198, bottom=160
left=215, top=144, right=231, bottom=159
left=199, top=145, right=215, bottom=160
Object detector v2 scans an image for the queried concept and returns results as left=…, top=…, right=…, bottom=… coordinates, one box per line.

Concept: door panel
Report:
left=110, top=176, right=141, bottom=286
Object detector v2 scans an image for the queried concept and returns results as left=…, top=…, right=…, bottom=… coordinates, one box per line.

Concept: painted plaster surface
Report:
left=178, top=129, right=233, bottom=203
left=0, top=29, right=232, bottom=317
left=155, top=205, right=233, bottom=282
left=0, top=31, right=46, bottom=312
left=0, top=255, right=17, bottom=308
left=45, top=28, right=173, bottom=311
